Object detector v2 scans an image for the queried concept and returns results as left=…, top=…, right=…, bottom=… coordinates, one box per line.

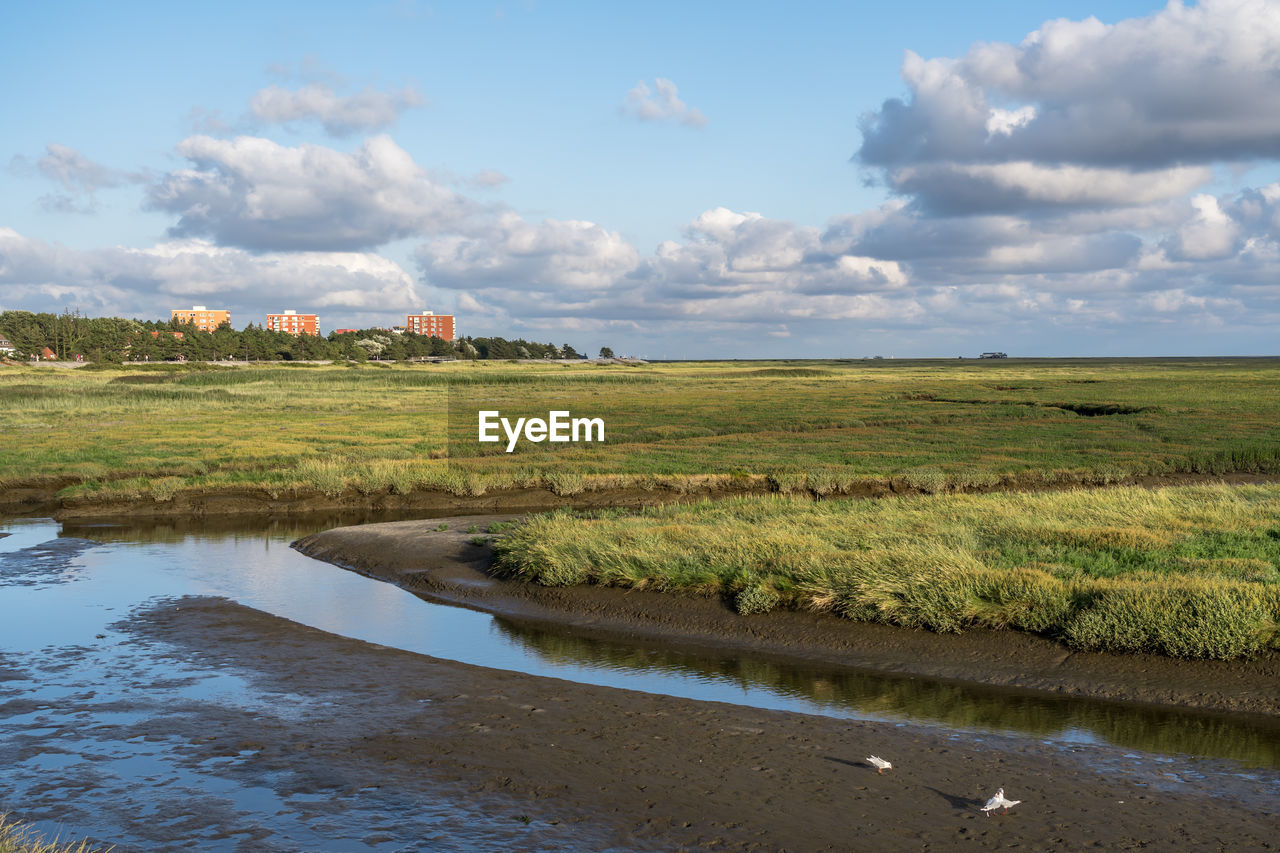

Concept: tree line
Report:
left=0, top=311, right=610, bottom=363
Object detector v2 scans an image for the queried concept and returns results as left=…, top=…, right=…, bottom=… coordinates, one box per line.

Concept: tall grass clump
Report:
left=293, top=458, right=349, bottom=497
left=494, top=484, right=1280, bottom=659
left=0, top=814, right=110, bottom=853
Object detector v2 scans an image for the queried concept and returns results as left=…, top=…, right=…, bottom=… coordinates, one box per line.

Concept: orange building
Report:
left=267, top=310, right=319, bottom=336
left=406, top=311, right=455, bottom=340
left=171, top=305, right=230, bottom=331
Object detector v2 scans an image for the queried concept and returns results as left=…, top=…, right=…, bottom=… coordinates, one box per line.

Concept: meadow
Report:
left=493, top=484, right=1280, bottom=660
left=2, top=357, right=1279, bottom=506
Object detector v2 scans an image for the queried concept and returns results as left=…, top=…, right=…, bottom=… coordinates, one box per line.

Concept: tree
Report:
left=599, top=346, right=615, bottom=358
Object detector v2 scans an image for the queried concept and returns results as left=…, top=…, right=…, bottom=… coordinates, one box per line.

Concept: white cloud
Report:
left=887, top=161, right=1211, bottom=215
left=147, top=134, right=482, bottom=251
left=415, top=206, right=912, bottom=328
left=1168, top=194, right=1240, bottom=260
left=622, top=78, right=707, bottom=128
left=0, top=227, right=419, bottom=321
left=858, top=0, right=1280, bottom=215
left=985, top=105, right=1036, bottom=138
left=417, top=211, right=639, bottom=290
left=249, top=83, right=425, bottom=136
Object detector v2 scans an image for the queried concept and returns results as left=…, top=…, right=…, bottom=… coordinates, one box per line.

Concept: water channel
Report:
left=2, top=512, right=1278, bottom=850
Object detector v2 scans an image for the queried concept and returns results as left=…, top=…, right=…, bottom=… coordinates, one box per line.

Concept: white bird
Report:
left=981, top=787, right=1021, bottom=816
left=866, top=755, right=892, bottom=774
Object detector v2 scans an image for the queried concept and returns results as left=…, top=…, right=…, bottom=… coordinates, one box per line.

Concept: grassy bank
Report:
left=493, top=484, right=1280, bottom=660
left=2, top=358, right=1279, bottom=508
left=0, top=814, right=106, bottom=853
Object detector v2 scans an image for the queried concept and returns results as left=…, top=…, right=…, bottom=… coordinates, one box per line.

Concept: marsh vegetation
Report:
left=2, top=358, right=1278, bottom=507
left=494, top=484, right=1280, bottom=660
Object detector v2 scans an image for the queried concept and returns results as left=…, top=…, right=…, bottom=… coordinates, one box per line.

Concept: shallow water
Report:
left=2, top=513, right=1279, bottom=849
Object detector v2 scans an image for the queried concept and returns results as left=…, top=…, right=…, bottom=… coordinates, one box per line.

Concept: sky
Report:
left=3, top=0, right=1280, bottom=358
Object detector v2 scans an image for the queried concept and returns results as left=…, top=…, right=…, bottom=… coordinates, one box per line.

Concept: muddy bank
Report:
left=30, top=479, right=771, bottom=520
left=67, top=596, right=1280, bottom=850
left=10, top=470, right=1276, bottom=521
left=295, top=516, right=1280, bottom=717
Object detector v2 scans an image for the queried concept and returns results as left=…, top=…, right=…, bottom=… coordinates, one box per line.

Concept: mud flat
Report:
left=295, top=516, right=1280, bottom=717
left=3, top=514, right=1277, bottom=850
left=104, top=596, right=1279, bottom=851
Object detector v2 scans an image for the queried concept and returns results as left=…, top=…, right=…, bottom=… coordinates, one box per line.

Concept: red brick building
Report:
left=406, top=311, right=455, bottom=340
left=267, top=310, right=319, bottom=336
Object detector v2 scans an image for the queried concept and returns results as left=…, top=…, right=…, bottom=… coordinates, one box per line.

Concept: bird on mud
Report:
left=981, top=788, right=1021, bottom=816
left=866, top=755, right=893, bottom=774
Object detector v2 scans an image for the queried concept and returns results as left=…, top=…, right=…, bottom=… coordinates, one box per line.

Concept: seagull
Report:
left=866, top=755, right=892, bottom=774
left=981, top=787, right=1021, bottom=816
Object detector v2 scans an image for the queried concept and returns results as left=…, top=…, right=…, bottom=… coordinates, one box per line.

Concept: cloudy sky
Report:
left=4, top=0, right=1280, bottom=357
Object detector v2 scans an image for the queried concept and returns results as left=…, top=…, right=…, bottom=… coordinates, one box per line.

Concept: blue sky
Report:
left=3, top=0, right=1279, bottom=357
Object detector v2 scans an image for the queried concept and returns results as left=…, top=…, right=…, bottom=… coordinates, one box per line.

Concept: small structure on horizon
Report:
left=979, top=352, right=1008, bottom=359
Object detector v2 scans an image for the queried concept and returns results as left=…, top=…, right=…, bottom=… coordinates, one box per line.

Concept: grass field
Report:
left=2, top=357, right=1279, bottom=505
left=493, top=484, right=1280, bottom=660
left=5, top=357, right=1279, bottom=659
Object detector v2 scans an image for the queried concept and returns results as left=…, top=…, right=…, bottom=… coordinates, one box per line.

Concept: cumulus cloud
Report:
left=249, top=83, right=425, bottom=136
left=886, top=162, right=1211, bottom=216
left=417, top=211, right=639, bottom=291
left=1166, top=193, right=1241, bottom=260
left=0, top=227, right=419, bottom=321
left=415, top=206, right=913, bottom=327
left=857, top=0, right=1280, bottom=215
left=622, top=78, right=707, bottom=128
left=147, top=134, right=481, bottom=251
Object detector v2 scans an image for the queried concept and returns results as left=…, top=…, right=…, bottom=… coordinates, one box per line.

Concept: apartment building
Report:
left=267, top=310, right=319, bottom=336
left=405, top=311, right=455, bottom=340
left=171, top=305, right=230, bottom=332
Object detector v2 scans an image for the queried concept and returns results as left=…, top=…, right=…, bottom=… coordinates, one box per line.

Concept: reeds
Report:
left=0, top=814, right=110, bottom=853
left=493, top=484, right=1280, bottom=659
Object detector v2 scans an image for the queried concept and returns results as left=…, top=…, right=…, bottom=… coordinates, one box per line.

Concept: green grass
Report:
left=2, top=357, right=1279, bottom=506
left=0, top=814, right=109, bottom=853
left=492, top=484, right=1280, bottom=660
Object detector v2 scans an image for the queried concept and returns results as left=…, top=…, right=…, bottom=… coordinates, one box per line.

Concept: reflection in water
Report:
left=494, top=619, right=1280, bottom=769
left=4, top=512, right=1280, bottom=779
